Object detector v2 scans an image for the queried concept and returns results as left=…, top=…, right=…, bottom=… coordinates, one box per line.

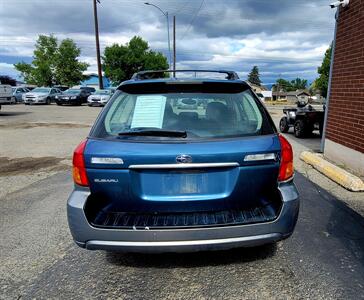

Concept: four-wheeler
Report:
left=279, top=101, right=325, bottom=138
left=67, top=70, right=299, bottom=253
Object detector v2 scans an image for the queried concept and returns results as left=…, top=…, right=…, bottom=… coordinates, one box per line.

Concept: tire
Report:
left=46, top=97, right=51, bottom=105
left=11, top=97, right=16, bottom=105
left=294, top=120, right=307, bottom=138
left=279, top=117, right=289, bottom=133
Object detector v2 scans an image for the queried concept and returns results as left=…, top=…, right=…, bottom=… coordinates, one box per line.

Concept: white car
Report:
left=87, top=89, right=114, bottom=106
left=0, top=84, right=16, bottom=105
left=23, top=87, right=61, bottom=104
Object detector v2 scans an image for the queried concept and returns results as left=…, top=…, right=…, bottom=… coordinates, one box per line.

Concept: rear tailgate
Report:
left=84, top=135, right=281, bottom=213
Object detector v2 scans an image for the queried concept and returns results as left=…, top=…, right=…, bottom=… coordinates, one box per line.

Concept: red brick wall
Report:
left=326, top=0, right=364, bottom=153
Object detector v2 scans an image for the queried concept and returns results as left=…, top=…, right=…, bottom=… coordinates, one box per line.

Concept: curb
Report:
left=300, top=151, right=364, bottom=192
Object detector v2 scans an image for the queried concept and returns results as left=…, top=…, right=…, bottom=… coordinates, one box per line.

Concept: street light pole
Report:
left=144, top=2, right=172, bottom=69
left=173, top=15, right=176, bottom=77
left=93, top=0, right=103, bottom=89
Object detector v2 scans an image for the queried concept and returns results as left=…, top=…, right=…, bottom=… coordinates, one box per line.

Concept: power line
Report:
left=179, top=0, right=205, bottom=41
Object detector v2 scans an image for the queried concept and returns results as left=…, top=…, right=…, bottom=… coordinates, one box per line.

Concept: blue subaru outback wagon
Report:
left=67, top=70, right=299, bottom=253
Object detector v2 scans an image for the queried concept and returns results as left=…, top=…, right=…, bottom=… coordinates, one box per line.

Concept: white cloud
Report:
left=0, top=0, right=336, bottom=83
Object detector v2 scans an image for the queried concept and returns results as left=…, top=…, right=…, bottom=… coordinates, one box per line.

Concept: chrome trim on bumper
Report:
left=129, top=162, right=239, bottom=169
left=85, top=233, right=283, bottom=252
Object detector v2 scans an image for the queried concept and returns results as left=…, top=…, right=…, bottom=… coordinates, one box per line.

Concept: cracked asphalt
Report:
left=1, top=104, right=364, bottom=299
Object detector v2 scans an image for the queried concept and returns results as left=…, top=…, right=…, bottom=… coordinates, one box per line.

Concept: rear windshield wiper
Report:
left=118, top=129, right=187, bottom=138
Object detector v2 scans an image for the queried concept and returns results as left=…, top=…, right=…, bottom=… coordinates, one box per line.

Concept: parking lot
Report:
left=1, top=104, right=364, bottom=299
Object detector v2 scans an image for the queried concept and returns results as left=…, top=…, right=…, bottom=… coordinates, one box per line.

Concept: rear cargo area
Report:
left=84, top=185, right=282, bottom=230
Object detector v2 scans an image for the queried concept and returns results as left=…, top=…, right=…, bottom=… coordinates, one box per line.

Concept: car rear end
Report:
left=67, top=72, right=299, bottom=253
left=0, top=85, right=13, bottom=104
left=87, top=90, right=112, bottom=106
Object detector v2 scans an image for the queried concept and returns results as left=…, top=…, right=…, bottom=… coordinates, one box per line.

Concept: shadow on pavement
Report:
left=0, top=111, right=32, bottom=117
left=291, top=172, right=364, bottom=283
left=105, top=243, right=276, bottom=268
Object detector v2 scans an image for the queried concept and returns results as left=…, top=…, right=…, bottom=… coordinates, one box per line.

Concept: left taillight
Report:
left=72, top=140, right=89, bottom=186
left=278, top=135, right=294, bottom=182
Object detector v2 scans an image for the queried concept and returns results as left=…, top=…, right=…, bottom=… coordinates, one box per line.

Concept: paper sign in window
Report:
left=131, top=95, right=166, bottom=129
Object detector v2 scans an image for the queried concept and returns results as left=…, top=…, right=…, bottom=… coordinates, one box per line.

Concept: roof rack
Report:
left=132, top=70, right=240, bottom=81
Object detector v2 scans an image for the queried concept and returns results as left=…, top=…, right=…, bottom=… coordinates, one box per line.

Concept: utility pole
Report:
left=93, top=0, right=103, bottom=89
left=173, top=16, right=176, bottom=77
left=145, top=2, right=172, bottom=69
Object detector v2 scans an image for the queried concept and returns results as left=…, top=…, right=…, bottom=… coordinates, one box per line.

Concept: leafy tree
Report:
left=14, top=34, right=88, bottom=86
left=273, top=78, right=292, bottom=92
left=314, top=45, right=332, bottom=98
left=103, top=36, right=169, bottom=84
left=54, top=39, right=88, bottom=86
left=13, top=62, right=36, bottom=84
left=273, top=77, right=308, bottom=92
left=291, top=78, right=307, bottom=90
left=247, top=66, right=262, bottom=86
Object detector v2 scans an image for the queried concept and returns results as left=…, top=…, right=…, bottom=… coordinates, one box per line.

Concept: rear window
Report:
left=90, top=89, right=274, bottom=141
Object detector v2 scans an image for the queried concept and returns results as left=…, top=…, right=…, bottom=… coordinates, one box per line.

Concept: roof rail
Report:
left=132, top=70, right=240, bottom=81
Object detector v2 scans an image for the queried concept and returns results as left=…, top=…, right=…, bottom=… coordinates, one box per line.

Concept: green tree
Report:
left=273, top=78, right=292, bottom=92
left=54, top=39, right=88, bottom=86
left=14, top=34, right=88, bottom=86
left=12, top=62, right=36, bottom=84
left=103, top=36, right=169, bottom=84
left=314, top=45, right=332, bottom=98
left=247, top=66, right=262, bottom=86
left=273, top=77, right=308, bottom=92
left=290, top=78, right=308, bottom=90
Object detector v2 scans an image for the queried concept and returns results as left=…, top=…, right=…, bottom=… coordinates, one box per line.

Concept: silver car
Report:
left=87, top=89, right=114, bottom=106
left=12, top=87, right=29, bottom=103
left=23, top=87, right=61, bottom=104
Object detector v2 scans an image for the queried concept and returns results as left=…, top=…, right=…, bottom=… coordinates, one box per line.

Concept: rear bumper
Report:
left=24, top=99, right=46, bottom=103
left=87, top=100, right=107, bottom=106
left=56, top=99, right=80, bottom=104
left=67, top=182, right=299, bottom=253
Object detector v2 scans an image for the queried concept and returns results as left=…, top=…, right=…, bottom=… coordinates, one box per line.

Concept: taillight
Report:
left=278, top=135, right=294, bottom=182
left=72, top=140, right=89, bottom=186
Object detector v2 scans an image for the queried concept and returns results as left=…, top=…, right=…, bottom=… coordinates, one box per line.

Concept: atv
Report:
left=279, top=101, right=325, bottom=138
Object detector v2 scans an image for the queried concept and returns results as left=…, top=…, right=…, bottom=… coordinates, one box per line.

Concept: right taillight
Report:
left=72, top=140, right=89, bottom=186
left=278, top=135, right=294, bottom=182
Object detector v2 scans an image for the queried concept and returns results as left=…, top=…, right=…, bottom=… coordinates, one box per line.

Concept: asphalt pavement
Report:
left=1, top=170, right=364, bottom=299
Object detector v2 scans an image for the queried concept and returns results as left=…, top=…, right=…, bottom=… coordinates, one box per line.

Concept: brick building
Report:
left=324, top=0, right=364, bottom=176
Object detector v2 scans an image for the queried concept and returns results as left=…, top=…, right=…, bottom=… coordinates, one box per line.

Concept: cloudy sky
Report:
left=0, top=0, right=336, bottom=85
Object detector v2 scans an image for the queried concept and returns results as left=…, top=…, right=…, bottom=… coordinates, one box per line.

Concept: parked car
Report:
left=12, top=87, right=29, bottom=103
left=0, top=84, right=16, bottom=105
left=279, top=101, right=325, bottom=138
left=80, top=86, right=96, bottom=94
left=53, top=85, right=69, bottom=92
left=23, top=87, right=61, bottom=104
left=67, top=70, right=299, bottom=253
left=87, top=89, right=114, bottom=106
left=55, top=88, right=89, bottom=106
